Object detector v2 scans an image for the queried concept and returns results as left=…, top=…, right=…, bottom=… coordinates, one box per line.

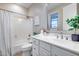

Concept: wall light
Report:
left=18, top=18, right=23, bottom=22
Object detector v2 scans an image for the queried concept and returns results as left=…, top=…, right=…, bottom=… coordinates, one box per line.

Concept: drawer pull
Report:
left=55, top=54, right=58, bottom=56
left=34, top=48, right=35, bottom=50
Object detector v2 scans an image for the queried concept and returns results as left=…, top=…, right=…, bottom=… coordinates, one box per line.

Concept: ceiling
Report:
left=17, top=3, right=32, bottom=8
left=47, top=3, right=70, bottom=10
left=17, top=3, right=70, bottom=9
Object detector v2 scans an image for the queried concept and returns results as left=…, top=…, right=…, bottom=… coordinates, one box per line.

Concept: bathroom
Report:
left=0, top=3, right=79, bottom=56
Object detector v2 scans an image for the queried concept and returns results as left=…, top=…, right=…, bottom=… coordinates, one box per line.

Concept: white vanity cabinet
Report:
left=32, top=38, right=51, bottom=56
left=32, top=38, right=39, bottom=56
left=32, top=37, right=79, bottom=56
left=51, top=45, right=78, bottom=56
left=39, top=41, right=51, bottom=56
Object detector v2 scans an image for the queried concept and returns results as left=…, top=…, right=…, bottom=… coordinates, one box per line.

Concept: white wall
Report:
left=63, top=3, right=77, bottom=31
left=28, top=3, right=47, bottom=33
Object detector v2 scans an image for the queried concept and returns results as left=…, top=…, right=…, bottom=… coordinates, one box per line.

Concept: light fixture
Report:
left=18, top=18, right=23, bottom=22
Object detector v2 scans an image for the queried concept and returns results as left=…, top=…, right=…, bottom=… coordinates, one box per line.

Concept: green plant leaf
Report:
left=66, top=15, right=79, bottom=31
left=66, top=19, right=70, bottom=23
left=68, top=28, right=74, bottom=31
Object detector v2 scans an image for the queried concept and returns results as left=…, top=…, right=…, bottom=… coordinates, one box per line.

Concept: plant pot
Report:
left=72, top=34, right=79, bottom=41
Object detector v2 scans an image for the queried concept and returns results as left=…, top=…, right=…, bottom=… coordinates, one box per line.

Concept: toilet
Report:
left=21, top=44, right=32, bottom=56
left=12, top=43, right=32, bottom=56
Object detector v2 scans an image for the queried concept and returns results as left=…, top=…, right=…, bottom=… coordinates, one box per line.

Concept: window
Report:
left=50, top=13, right=58, bottom=29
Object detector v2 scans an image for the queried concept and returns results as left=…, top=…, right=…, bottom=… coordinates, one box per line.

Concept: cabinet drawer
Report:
left=32, top=38, right=39, bottom=45
left=40, top=41, right=51, bottom=51
left=39, top=47, right=50, bottom=56
left=32, top=45, right=39, bottom=56
left=52, top=45, right=77, bottom=56
left=32, top=52, right=39, bottom=56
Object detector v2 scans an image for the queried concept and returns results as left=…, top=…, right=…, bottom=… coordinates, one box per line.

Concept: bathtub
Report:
left=12, top=39, right=32, bottom=56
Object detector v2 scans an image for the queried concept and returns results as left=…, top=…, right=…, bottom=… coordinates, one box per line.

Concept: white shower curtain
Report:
left=0, top=9, right=32, bottom=56
left=0, top=10, right=11, bottom=56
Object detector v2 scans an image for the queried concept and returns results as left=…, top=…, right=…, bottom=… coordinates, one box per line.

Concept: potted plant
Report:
left=66, top=15, right=79, bottom=41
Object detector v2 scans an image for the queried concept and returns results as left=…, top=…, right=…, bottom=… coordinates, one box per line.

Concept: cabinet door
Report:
left=32, top=38, right=39, bottom=45
left=39, top=47, right=50, bottom=56
left=52, top=45, right=77, bottom=56
left=40, top=40, right=51, bottom=51
left=32, top=44, right=39, bottom=56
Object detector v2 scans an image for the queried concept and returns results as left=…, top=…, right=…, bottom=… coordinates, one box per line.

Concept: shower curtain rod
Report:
left=0, top=8, right=27, bottom=17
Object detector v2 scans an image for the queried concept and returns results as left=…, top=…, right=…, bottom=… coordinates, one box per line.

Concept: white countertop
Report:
left=32, top=33, right=79, bottom=54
